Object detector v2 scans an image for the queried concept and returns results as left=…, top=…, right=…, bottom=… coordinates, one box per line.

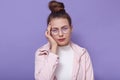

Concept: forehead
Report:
left=50, top=18, right=69, bottom=28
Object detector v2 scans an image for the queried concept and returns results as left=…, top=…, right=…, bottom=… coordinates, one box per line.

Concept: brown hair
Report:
left=47, top=0, right=72, bottom=26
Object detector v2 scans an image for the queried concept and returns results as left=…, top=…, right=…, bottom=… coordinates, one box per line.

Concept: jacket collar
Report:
left=39, top=41, right=84, bottom=79
left=40, top=41, right=84, bottom=64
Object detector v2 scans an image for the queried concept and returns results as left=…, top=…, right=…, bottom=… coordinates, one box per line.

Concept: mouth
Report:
left=58, top=38, right=66, bottom=42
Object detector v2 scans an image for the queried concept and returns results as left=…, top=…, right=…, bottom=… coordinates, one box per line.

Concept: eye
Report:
left=62, top=27, right=68, bottom=30
left=51, top=29, right=58, bottom=33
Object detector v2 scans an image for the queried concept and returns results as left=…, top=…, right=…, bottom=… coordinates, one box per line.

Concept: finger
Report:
left=46, top=24, right=53, bottom=39
left=47, top=24, right=52, bottom=32
left=45, top=31, right=53, bottom=42
left=45, top=31, right=49, bottom=38
left=45, top=30, right=51, bottom=38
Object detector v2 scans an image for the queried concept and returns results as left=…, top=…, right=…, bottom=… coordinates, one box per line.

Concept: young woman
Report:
left=35, top=1, right=94, bottom=80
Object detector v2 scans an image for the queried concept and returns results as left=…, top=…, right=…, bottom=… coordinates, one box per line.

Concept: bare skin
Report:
left=45, top=18, right=72, bottom=55
left=45, top=24, right=58, bottom=54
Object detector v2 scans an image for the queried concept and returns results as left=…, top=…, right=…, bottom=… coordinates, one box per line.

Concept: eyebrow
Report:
left=51, top=27, right=58, bottom=30
left=52, top=25, right=69, bottom=29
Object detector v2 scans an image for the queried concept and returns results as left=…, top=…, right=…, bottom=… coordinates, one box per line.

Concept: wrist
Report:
left=51, top=46, right=57, bottom=54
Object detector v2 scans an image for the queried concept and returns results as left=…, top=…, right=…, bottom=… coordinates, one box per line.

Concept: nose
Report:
left=58, top=30, right=63, bottom=37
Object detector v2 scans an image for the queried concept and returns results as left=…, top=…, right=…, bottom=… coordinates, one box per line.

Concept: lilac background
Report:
left=0, top=0, right=120, bottom=80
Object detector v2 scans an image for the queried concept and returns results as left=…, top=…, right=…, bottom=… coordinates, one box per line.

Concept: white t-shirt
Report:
left=55, top=44, right=74, bottom=80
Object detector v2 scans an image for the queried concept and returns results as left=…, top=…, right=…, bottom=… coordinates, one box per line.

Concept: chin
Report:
left=58, top=42, right=69, bottom=46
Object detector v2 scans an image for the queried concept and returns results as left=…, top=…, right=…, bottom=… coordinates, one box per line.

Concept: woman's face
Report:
left=50, top=18, right=72, bottom=46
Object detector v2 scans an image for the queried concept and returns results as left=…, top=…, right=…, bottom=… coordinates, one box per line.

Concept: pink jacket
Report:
left=34, top=42, right=94, bottom=80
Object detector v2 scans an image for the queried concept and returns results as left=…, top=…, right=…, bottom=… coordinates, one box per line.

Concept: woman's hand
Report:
left=45, top=24, right=58, bottom=54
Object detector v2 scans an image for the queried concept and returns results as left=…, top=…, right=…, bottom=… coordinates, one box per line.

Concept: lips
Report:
left=58, top=38, right=66, bottom=42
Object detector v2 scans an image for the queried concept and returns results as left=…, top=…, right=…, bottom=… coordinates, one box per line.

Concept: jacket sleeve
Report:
left=34, top=49, right=59, bottom=80
left=84, top=49, right=94, bottom=80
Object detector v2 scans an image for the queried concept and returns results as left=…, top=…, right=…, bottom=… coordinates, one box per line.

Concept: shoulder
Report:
left=35, top=43, right=50, bottom=56
left=71, top=42, right=86, bottom=51
left=38, top=43, right=50, bottom=50
left=71, top=42, right=89, bottom=56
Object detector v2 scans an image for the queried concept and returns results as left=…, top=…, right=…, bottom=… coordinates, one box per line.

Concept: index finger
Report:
left=47, top=24, right=52, bottom=31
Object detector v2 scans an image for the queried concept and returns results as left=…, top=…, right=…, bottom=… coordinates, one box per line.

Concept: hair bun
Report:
left=49, top=1, right=65, bottom=13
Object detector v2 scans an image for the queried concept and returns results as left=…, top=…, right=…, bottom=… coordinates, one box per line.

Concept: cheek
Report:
left=66, top=32, right=71, bottom=39
left=51, top=35, right=58, bottom=40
